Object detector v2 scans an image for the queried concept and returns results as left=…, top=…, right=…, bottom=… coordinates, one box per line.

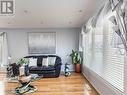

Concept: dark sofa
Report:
left=24, top=55, right=62, bottom=78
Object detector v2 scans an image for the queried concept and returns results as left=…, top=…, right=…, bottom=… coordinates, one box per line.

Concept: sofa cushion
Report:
left=42, top=57, right=48, bottom=66
left=29, top=58, right=37, bottom=66
left=48, top=57, right=56, bottom=66
left=29, top=66, right=55, bottom=71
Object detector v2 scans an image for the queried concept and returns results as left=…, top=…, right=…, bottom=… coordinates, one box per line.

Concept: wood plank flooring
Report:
left=0, top=68, right=99, bottom=95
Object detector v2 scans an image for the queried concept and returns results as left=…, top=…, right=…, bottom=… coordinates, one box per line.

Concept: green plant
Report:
left=70, top=50, right=81, bottom=64
left=18, top=58, right=29, bottom=65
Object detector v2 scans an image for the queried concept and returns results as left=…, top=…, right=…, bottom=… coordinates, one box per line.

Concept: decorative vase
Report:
left=75, top=64, right=81, bottom=73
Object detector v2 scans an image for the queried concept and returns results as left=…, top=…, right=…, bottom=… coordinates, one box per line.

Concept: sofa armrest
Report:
left=54, top=64, right=61, bottom=77
left=54, top=57, right=62, bottom=67
left=54, top=62, right=62, bottom=67
left=54, top=57, right=62, bottom=77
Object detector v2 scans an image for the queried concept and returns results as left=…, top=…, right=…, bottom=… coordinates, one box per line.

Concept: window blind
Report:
left=83, top=18, right=124, bottom=93
left=102, top=21, right=124, bottom=92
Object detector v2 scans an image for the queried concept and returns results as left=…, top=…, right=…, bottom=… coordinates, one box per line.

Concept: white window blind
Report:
left=83, top=16, right=124, bottom=93
left=102, top=20, right=124, bottom=92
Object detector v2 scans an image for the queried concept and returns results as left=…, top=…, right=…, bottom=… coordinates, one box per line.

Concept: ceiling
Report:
left=0, top=0, right=104, bottom=28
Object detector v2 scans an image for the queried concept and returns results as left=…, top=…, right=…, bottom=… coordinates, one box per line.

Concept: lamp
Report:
left=8, top=56, right=11, bottom=64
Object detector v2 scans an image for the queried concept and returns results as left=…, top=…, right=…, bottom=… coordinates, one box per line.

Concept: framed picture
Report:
left=28, top=32, right=56, bottom=54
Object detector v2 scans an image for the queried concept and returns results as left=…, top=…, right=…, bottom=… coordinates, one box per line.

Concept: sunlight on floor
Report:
left=0, top=81, right=5, bottom=95
left=84, top=84, right=92, bottom=95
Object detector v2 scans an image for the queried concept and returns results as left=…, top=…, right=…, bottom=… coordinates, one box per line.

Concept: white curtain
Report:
left=0, top=32, right=8, bottom=67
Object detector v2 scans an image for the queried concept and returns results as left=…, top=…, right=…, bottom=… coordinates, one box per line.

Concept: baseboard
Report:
left=82, top=66, right=123, bottom=95
left=60, top=70, right=74, bottom=75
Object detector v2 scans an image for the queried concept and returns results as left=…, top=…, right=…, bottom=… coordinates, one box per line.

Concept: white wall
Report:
left=3, top=28, right=80, bottom=71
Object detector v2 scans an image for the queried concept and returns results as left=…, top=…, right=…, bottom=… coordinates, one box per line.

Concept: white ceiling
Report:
left=0, top=0, right=104, bottom=28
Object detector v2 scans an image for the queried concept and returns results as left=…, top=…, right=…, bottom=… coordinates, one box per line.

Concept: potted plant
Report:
left=17, top=58, right=29, bottom=76
left=18, top=58, right=29, bottom=66
left=70, top=50, right=82, bottom=73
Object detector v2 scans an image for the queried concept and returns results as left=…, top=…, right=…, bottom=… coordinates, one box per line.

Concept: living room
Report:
left=0, top=0, right=127, bottom=95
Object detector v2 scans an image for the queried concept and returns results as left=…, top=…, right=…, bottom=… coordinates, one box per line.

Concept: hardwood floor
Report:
left=0, top=69, right=99, bottom=95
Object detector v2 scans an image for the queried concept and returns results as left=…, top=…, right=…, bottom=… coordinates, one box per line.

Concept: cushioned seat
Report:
left=29, top=66, right=55, bottom=71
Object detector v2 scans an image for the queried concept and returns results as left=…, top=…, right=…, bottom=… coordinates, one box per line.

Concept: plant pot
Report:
left=75, top=63, right=81, bottom=73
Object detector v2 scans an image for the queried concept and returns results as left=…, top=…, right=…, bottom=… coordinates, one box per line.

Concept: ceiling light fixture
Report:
left=40, top=21, right=43, bottom=24
left=8, top=22, right=11, bottom=24
left=24, top=10, right=28, bottom=14
left=78, top=10, right=82, bottom=13
left=69, top=21, right=72, bottom=24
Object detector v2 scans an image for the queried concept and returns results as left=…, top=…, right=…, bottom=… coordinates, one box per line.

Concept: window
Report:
left=83, top=14, right=124, bottom=93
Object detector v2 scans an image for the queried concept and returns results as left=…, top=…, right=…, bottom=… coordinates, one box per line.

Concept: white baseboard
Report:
left=82, top=66, right=123, bottom=95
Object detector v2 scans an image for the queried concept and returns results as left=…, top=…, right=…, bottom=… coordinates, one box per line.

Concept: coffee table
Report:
left=14, top=74, right=37, bottom=94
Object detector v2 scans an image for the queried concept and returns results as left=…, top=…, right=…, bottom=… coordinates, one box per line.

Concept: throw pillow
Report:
left=19, top=66, right=25, bottom=76
left=29, top=58, right=37, bottom=66
left=48, top=57, right=56, bottom=66
left=42, top=58, right=48, bottom=66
